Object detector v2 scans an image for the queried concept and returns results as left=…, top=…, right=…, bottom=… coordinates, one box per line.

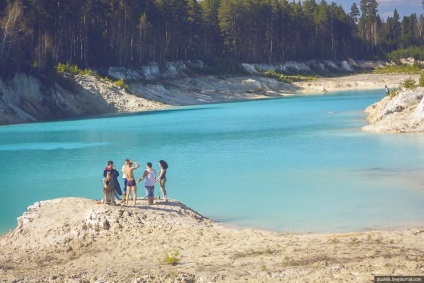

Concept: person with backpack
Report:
left=103, top=160, right=122, bottom=200
left=156, top=160, right=168, bottom=203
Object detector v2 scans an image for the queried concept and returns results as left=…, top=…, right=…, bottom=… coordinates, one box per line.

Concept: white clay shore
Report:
left=0, top=197, right=423, bottom=283
left=1, top=72, right=420, bottom=126
left=294, top=73, right=420, bottom=93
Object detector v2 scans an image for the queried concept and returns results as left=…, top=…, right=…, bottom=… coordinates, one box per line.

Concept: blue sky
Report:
left=333, top=0, right=423, bottom=20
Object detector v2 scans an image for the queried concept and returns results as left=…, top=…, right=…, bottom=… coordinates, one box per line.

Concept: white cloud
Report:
left=377, top=0, right=418, bottom=4
left=377, top=0, right=421, bottom=8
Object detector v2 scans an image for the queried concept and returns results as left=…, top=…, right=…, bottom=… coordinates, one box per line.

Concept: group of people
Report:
left=103, top=159, right=169, bottom=206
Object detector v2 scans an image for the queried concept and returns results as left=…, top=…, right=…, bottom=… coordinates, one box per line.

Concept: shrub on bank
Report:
left=403, top=77, right=417, bottom=89
left=264, top=70, right=316, bottom=84
left=388, top=77, right=419, bottom=98
left=56, top=63, right=128, bottom=90
left=373, top=64, right=423, bottom=74
left=163, top=251, right=180, bottom=265
left=419, top=73, right=424, bottom=87
left=114, top=78, right=129, bottom=90
left=388, top=46, right=424, bottom=62
left=388, top=88, right=399, bottom=97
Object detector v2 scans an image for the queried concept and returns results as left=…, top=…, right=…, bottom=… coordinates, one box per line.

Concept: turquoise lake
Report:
left=1, top=89, right=424, bottom=234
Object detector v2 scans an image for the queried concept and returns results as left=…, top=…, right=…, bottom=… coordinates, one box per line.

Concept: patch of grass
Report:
left=114, top=78, right=129, bottom=90
left=351, top=237, right=359, bottom=244
left=389, top=87, right=399, bottom=97
left=387, top=76, right=420, bottom=98
left=163, top=251, right=180, bottom=266
left=260, top=265, right=268, bottom=272
left=282, top=254, right=331, bottom=267
left=233, top=248, right=275, bottom=259
left=419, top=73, right=424, bottom=87
left=329, top=238, right=340, bottom=244
left=56, top=63, right=128, bottom=90
left=373, top=64, right=423, bottom=74
left=264, top=70, right=316, bottom=84
left=403, top=77, right=417, bottom=89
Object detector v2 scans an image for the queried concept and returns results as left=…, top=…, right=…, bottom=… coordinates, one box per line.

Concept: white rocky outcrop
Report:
left=0, top=73, right=44, bottom=124
left=400, top=57, right=424, bottom=66
left=363, top=87, right=424, bottom=133
left=0, top=70, right=299, bottom=125
left=129, top=75, right=297, bottom=106
left=109, top=59, right=385, bottom=81
left=0, top=73, right=163, bottom=125
left=108, top=60, right=204, bottom=81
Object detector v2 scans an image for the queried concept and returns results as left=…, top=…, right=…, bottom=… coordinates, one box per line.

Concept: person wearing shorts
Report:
left=137, top=162, right=156, bottom=205
left=127, top=179, right=136, bottom=186
left=121, top=159, right=129, bottom=199
left=123, top=160, right=140, bottom=206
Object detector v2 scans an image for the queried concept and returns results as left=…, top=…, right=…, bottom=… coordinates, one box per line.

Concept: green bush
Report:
left=419, top=73, right=424, bottom=87
left=114, top=78, right=129, bottom=90
left=56, top=63, right=70, bottom=74
left=56, top=63, right=128, bottom=90
left=373, top=64, right=422, bottom=74
left=265, top=70, right=292, bottom=83
left=264, top=70, right=315, bottom=84
left=163, top=251, right=180, bottom=265
left=389, top=88, right=399, bottom=97
left=388, top=46, right=424, bottom=62
left=403, top=77, right=417, bottom=89
left=82, top=68, right=94, bottom=76
left=56, top=63, right=88, bottom=76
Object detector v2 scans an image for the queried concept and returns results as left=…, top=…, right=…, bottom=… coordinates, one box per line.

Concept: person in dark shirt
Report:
left=103, top=160, right=122, bottom=200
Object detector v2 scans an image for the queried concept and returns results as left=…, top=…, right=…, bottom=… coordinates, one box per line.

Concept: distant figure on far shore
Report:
left=385, top=85, right=390, bottom=95
left=156, top=160, right=168, bottom=203
left=123, top=160, right=140, bottom=206
left=137, top=162, right=156, bottom=205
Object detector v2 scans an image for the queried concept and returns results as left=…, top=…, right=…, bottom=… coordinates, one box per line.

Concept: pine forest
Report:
left=0, top=0, right=423, bottom=77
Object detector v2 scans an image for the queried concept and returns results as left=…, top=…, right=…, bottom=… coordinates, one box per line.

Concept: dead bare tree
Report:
left=0, top=0, right=27, bottom=68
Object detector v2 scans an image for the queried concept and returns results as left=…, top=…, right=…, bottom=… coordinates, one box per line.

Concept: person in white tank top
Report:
left=137, top=162, right=156, bottom=205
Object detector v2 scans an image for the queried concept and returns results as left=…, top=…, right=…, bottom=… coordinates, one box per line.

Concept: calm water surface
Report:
left=1, top=89, right=424, bottom=234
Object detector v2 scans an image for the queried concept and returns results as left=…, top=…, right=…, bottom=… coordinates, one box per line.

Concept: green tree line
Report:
left=0, top=0, right=423, bottom=77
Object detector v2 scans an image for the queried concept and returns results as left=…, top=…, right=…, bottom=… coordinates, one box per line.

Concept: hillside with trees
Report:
left=0, top=0, right=423, bottom=78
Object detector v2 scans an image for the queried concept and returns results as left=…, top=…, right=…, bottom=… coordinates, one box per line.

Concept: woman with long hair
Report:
left=156, top=160, right=168, bottom=202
